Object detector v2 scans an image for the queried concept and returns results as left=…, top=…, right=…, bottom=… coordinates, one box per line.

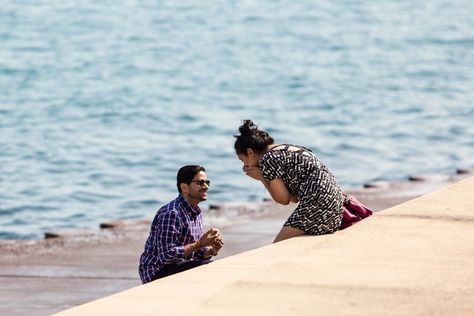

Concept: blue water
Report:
left=1, top=1, right=473, bottom=239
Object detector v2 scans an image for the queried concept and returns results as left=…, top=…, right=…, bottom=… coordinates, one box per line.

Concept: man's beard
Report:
left=191, top=191, right=207, bottom=202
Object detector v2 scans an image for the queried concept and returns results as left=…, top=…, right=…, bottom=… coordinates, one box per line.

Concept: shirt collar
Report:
left=177, top=194, right=201, bottom=217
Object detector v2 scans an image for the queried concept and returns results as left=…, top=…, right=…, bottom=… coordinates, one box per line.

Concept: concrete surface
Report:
left=52, top=176, right=474, bottom=315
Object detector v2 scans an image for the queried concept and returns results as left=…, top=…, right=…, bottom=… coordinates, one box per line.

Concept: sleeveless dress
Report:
left=259, top=144, right=344, bottom=235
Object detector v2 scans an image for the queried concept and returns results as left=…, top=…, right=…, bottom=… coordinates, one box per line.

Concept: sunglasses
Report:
left=190, top=179, right=211, bottom=187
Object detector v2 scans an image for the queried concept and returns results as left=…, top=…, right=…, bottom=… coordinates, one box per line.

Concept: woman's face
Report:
left=237, top=149, right=260, bottom=167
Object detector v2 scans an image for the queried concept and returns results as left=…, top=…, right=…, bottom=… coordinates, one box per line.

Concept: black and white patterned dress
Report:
left=259, top=144, right=344, bottom=235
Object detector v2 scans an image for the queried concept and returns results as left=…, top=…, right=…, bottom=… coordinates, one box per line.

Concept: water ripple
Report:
left=1, top=0, right=473, bottom=239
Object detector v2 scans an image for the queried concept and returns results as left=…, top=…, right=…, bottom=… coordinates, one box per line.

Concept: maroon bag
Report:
left=339, top=194, right=373, bottom=230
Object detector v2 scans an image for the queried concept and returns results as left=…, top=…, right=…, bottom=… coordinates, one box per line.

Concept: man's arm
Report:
left=155, top=211, right=187, bottom=264
left=183, top=240, right=202, bottom=257
left=157, top=217, right=221, bottom=261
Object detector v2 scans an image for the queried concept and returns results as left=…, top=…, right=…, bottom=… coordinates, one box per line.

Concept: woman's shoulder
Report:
left=265, top=144, right=314, bottom=156
left=260, top=147, right=290, bottom=168
left=262, top=147, right=288, bottom=159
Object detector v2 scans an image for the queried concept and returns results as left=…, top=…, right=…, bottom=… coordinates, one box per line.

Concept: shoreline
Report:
left=1, top=167, right=472, bottom=243
left=0, top=168, right=472, bottom=257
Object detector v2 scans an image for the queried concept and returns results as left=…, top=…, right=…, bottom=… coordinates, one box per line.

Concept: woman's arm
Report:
left=264, top=178, right=292, bottom=205
left=244, top=166, right=291, bottom=205
left=289, top=194, right=299, bottom=203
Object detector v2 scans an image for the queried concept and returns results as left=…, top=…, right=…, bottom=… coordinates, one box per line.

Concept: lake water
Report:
left=1, top=0, right=473, bottom=239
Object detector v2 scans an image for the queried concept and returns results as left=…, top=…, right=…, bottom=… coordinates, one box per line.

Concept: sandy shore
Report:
left=0, top=170, right=471, bottom=316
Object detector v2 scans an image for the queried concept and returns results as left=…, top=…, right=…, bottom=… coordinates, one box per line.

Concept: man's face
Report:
left=183, top=171, right=209, bottom=205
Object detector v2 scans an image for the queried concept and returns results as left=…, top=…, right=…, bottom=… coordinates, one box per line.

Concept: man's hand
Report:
left=212, top=237, right=224, bottom=251
left=185, top=228, right=224, bottom=258
left=199, top=228, right=222, bottom=247
left=203, top=246, right=219, bottom=258
left=202, top=230, right=224, bottom=258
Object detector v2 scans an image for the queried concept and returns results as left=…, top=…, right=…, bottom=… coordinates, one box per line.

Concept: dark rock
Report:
left=44, top=232, right=61, bottom=239
left=100, top=220, right=150, bottom=229
left=456, top=168, right=472, bottom=174
left=363, top=183, right=379, bottom=188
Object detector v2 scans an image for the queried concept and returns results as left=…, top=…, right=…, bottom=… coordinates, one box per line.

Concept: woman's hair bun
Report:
left=234, top=119, right=274, bottom=154
left=239, top=119, right=257, bottom=136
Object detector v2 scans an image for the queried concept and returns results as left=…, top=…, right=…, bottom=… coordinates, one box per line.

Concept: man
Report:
left=139, top=165, right=224, bottom=284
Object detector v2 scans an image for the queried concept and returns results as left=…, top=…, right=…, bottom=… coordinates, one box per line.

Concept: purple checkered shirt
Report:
left=138, top=194, right=207, bottom=284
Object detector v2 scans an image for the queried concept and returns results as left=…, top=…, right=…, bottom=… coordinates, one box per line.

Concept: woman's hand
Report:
left=243, top=166, right=263, bottom=180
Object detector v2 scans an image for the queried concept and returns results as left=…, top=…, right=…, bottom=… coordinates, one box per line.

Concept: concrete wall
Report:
left=54, top=176, right=474, bottom=316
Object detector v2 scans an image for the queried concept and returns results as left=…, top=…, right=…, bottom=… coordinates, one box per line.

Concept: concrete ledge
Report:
left=54, top=177, right=474, bottom=315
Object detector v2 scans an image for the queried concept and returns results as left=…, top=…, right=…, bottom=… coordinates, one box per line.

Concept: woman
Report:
left=234, top=119, right=371, bottom=242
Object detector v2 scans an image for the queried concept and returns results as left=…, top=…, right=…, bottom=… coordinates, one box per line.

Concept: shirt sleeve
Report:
left=192, top=246, right=210, bottom=260
left=260, top=152, right=285, bottom=182
left=155, top=210, right=186, bottom=265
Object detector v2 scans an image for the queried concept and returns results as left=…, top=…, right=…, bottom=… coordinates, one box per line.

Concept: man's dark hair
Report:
left=177, top=165, right=206, bottom=193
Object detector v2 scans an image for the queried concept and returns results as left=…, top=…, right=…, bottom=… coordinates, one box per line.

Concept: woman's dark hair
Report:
left=177, top=165, right=206, bottom=193
left=234, top=119, right=274, bottom=155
